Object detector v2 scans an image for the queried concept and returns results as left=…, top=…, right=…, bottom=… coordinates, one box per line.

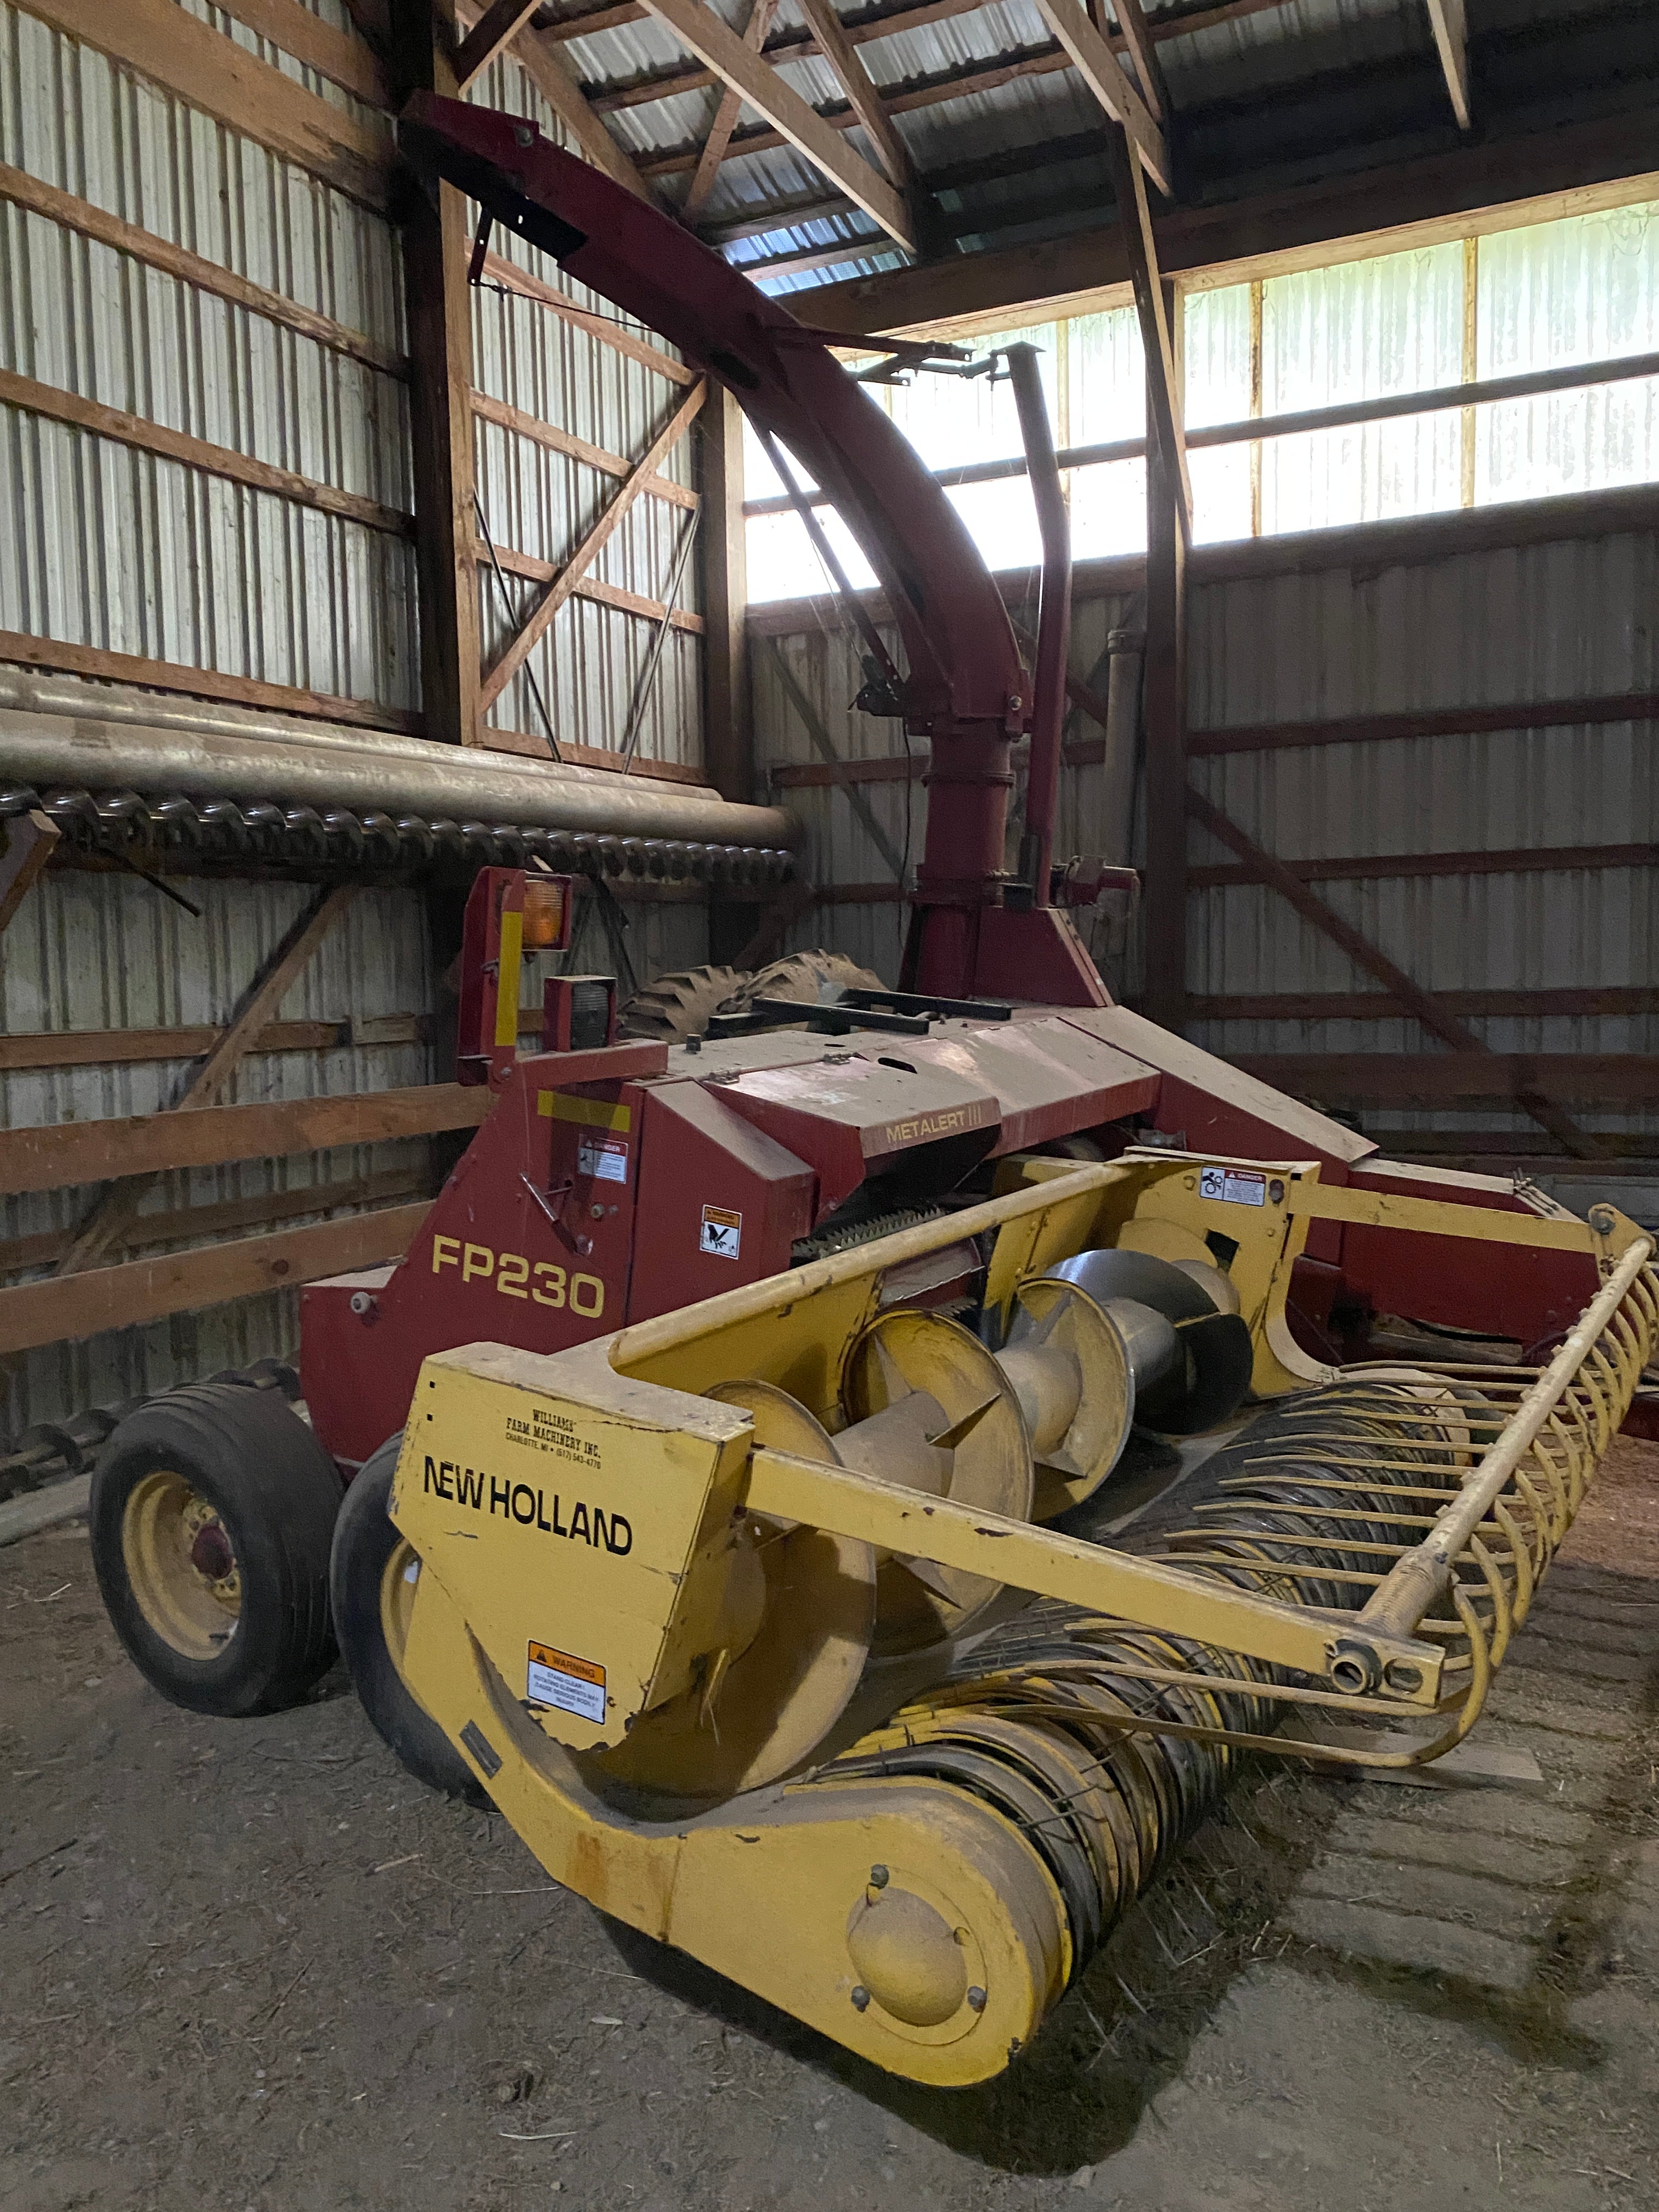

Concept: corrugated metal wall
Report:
left=0, top=0, right=416, bottom=712
left=1186, top=526, right=1659, bottom=1159
left=1, top=873, right=434, bottom=1437
left=753, top=521, right=1656, bottom=1211
left=0, top=5, right=710, bottom=1454
left=467, top=49, right=706, bottom=777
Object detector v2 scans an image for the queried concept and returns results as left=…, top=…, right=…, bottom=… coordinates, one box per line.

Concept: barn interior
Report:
left=2, top=2, right=1658, bottom=2207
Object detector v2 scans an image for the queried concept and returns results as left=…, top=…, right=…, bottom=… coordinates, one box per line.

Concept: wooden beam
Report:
left=0, top=368, right=413, bottom=537
left=1189, top=843, right=1657, bottom=889
left=477, top=729, right=714, bottom=781
left=392, top=0, right=481, bottom=751
left=1232, top=1053, right=1659, bottom=1106
left=0, top=631, right=422, bottom=736
left=0, top=1017, right=431, bottom=1075
left=702, top=386, right=754, bottom=819
left=0, top=810, right=58, bottom=937
left=0, top=1204, right=435, bottom=1358
left=0, top=165, right=406, bottom=380
left=12, top=0, right=392, bottom=211
left=794, top=0, right=913, bottom=190
left=1106, top=129, right=1191, bottom=544
left=1105, top=0, right=1168, bottom=122
left=731, top=233, right=889, bottom=281
left=506, top=25, right=656, bottom=201
left=682, top=0, right=781, bottom=228
left=1141, top=281, right=1186, bottom=1032
left=341, top=0, right=393, bottom=49
left=1187, top=985, right=1659, bottom=1023
left=800, top=109, right=1659, bottom=339
left=479, top=379, right=707, bottom=717
left=770, top=752, right=921, bottom=788
left=2, top=1084, right=493, bottom=1201
left=1191, top=693, right=1659, bottom=760
left=210, top=0, right=393, bottom=105
left=479, top=251, right=695, bottom=383
left=636, top=0, right=915, bottom=247
left=580, top=0, right=1285, bottom=91
left=477, top=541, right=706, bottom=633
left=1184, top=787, right=1601, bottom=1159
left=454, top=0, right=544, bottom=88
left=1027, top=0, right=1169, bottom=196
left=470, top=390, right=698, bottom=507
left=1424, top=0, right=1471, bottom=132
left=0, top=1166, right=431, bottom=1282
left=57, top=887, right=359, bottom=1274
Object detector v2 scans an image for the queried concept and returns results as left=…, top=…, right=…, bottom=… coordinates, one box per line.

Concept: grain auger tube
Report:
left=384, top=1152, right=1656, bottom=2085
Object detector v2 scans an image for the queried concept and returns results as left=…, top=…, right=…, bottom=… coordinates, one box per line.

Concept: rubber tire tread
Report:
left=330, top=1438, right=487, bottom=1804
left=741, top=950, right=884, bottom=1005
left=617, top=962, right=748, bottom=1042
left=91, top=1383, right=343, bottom=1718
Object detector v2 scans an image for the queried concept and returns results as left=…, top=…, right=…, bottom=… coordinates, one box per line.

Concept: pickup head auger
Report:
left=387, top=1156, right=1655, bottom=2084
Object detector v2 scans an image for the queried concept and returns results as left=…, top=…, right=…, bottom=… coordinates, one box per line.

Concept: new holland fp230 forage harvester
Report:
left=88, top=96, right=1658, bottom=2089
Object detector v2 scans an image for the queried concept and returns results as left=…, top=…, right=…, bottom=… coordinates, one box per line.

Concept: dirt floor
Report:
left=4, top=1440, right=1659, bottom=2212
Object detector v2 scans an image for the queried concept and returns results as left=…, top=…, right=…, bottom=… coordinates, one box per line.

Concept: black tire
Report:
left=330, top=1437, right=487, bottom=1803
left=91, top=1382, right=343, bottom=1718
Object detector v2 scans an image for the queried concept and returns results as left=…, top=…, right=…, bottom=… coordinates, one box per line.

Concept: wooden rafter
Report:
left=682, top=0, right=781, bottom=228
left=800, top=109, right=1659, bottom=338
left=454, top=0, right=545, bottom=88
left=479, top=379, right=708, bottom=716
left=565, top=0, right=1289, bottom=71
left=1105, top=129, right=1192, bottom=545
left=0, top=811, right=58, bottom=939
left=795, top=0, right=914, bottom=190
left=1424, top=0, right=1472, bottom=131
left=1026, top=0, right=1169, bottom=194
left=636, top=0, right=916, bottom=248
left=454, top=0, right=653, bottom=201
left=1102, top=0, right=1168, bottom=122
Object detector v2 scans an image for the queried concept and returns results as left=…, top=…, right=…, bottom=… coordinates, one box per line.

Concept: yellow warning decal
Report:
left=527, top=1641, right=607, bottom=1725
left=538, top=1091, right=633, bottom=1132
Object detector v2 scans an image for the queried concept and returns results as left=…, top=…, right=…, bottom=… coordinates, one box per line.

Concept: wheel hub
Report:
left=122, top=1472, right=243, bottom=1658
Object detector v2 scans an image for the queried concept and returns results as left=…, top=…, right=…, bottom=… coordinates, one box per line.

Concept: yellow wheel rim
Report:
left=121, top=1470, right=242, bottom=1661
left=379, top=1537, right=421, bottom=1678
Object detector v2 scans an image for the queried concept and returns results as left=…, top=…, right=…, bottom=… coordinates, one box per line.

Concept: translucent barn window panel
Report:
left=1262, top=243, right=1465, bottom=415
left=1475, top=201, right=1659, bottom=505
left=1261, top=415, right=1463, bottom=533
left=1183, top=284, right=1251, bottom=429
left=1070, top=459, right=1148, bottom=558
